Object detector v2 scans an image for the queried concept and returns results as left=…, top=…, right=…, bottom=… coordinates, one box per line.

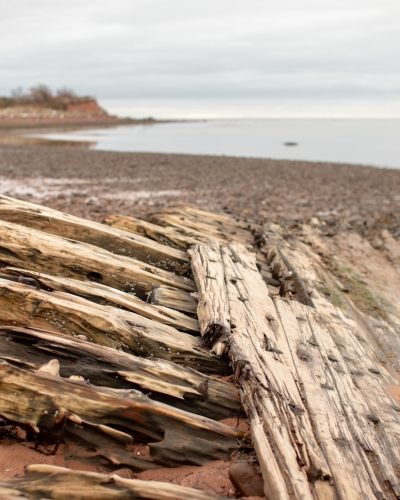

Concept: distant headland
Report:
left=0, top=84, right=155, bottom=129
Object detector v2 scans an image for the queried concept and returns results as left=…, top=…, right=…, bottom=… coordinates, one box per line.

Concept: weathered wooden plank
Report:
left=191, top=240, right=343, bottom=498
left=149, top=285, right=198, bottom=314
left=0, top=361, right=241, bottom=469
left=150, top=211, right=254, bottom=244
left=149, top=212, right=229, bottom=245
left=3, top=267, right=199, bottom=333
left=270, top=232, right=400, bottom=486
left=0, top=195, right=190, bottom=274
left=0, top=326, right=239, bottom=420
left=275, top=299, right=383, bottom=500
left=239, top=381, right=291, bottom=500
left=103, top=214, right=200, bottom=249
left=220, top=242, right=322, bottom=500
left=0, top=465, right=225, bottom=500
left=159, top=204, right=261, bottom=235
left=222, top=246, right=334, bottom=490
left=306, top=307, right=400, bottom=498
left=0, top=278, right=228, bottom=373
left=189, top=241, right=230, bottom=356
left=0, top=219, right=194, bottom=300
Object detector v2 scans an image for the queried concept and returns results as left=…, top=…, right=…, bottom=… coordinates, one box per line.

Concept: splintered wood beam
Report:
left=275, top=299, right=400, bottom=500
left=0, top=327, right=240, bottom=420
left=0, top=195, right=190, bottom=275
left=103, top=214, right=200, bottom=249
left=191, top=241, right=328, bottom=499
left=0, top=278, right=229, bottom=374
left=193, top=239, right=400, bottom=499
left=0, top=219, right=194, bottom=300
left=0, top=465, right=225, bottom=500
left=221, top=242, right=328, bottom=500
left=0, top=362, right=241, bottom=469
left=150, top=285, right=198, bottom=314
left=3, top=267, right=199, bottom=334
left=158, top=204, right=261, bottom=236
left=189, top=241, right=230, bottom=356
left=149, top=213, right=233, bottom=245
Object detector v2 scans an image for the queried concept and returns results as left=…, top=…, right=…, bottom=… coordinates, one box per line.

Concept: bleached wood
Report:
left=0, top=219, right=194, bottom=300
left=3, top=267, right=199, bottom=333
left=0, top=465, right=225, bottom=500
left=307, top=307, right=400, bottom=498
left=149, top=212, right=230, bottom=245
left=266, top=230, right=400, bottom=497
left=189, top=241, right=230, bottom=354
left=221, top=243, right=320, bottom=500
left=0, top=278, right=228, bottom=373
left=150, top=285, right=198, bottom=314
left=0, top=361, right=241, bottom=469
left=160, top=204, right=261, bottom=236
left=0, top=195, right=190, bottom=274
left=0, top=326, right=240, bottom=420
left=103, top=213, right=200, bottom=249
left=275, top=299, right=380, bottom=500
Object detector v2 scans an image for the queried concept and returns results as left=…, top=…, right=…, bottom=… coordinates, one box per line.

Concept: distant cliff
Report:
left=0, top=84, right=108, bottom=115
left=0, top=84, right=131, bottom=127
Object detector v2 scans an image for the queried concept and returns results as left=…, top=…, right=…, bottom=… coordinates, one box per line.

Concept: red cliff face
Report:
left=66, top=100, right=106, bottom=115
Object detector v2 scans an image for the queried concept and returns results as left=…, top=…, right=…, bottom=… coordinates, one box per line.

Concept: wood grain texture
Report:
left=189, top=241, right=230, bottom=356
left=0, top=465, right=225, bottom=500
left=0, top=195, right=190, bottom=274
left=0, top=361, right=241, bottom=468
left=192, top=239, right=400, bottom=499
left=156, top=204, right=261, bottom=237
left=3, top=266, right=199, bottom=333
left=103, top=214, right=199, bottom=249
left=150, top=285, right=198, bottom=314
left=0, top=326, right=239, bottom=420
left=0, top=219, right=194, bottom=300
left=0, top=278, right=228, bottom=373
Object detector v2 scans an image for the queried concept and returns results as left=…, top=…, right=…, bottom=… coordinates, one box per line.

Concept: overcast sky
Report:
left=1, top=0, right=399, bottom=101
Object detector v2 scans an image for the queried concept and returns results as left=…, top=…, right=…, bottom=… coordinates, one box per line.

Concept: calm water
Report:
left=33, top=119, right=400, bottom=169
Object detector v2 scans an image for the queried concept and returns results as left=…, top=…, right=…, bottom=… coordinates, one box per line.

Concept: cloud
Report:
left=0, top=0, right=399, bottom=100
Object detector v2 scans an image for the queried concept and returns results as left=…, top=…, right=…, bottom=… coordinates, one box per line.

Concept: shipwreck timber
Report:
left=0, top=196, right=400, bottom=499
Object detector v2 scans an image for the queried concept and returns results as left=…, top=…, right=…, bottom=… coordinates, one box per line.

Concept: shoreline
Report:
left=0, top=116, right=176, bottom=132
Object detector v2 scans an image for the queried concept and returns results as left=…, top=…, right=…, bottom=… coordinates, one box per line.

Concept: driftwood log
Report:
left=2, top=267, right=199, bottom=333
left=0, top=219, right=194, bottom=300
left=0, top=278, right=228, bottom=373
left=0, top=465, right=225, bottom=500
left=0, top=361, right=242, bottom=468
left=0, top=326, right=239, bottom=419
left=0, top=195, right=190, bottom=275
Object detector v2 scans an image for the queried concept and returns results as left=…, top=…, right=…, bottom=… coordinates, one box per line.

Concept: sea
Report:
left=31, top=98, right=400, bottom=169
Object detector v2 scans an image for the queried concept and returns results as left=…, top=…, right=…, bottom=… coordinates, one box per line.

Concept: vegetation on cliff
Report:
left=0, top=84, right=97, bottom=111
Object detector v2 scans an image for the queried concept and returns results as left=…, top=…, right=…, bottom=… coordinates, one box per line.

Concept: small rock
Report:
left=310, top=217, right=321, bottom=226
left=37, top=359, right=60, bottom=377
left=371, top=236, right=383, bottom=249
left=229, top=461, right=264, bottom=497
